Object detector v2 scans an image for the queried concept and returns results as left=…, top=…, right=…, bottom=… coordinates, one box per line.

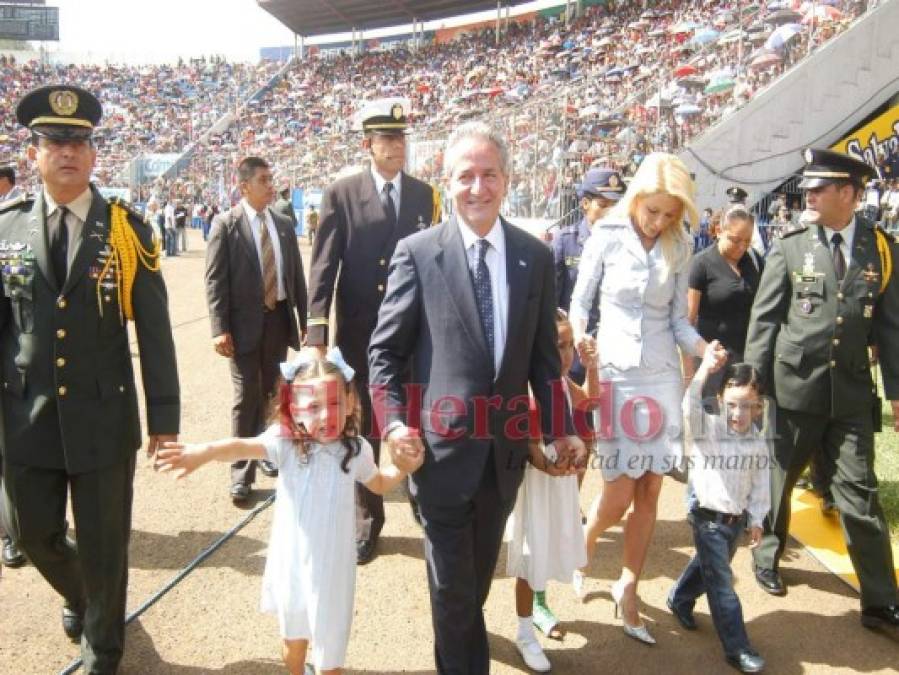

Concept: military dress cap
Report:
left=16, top=85, right=102, bottom=140
left=577, top=167, right=625, bottom=200
left=799, top=147, right=873, bottom=189
left=357, top=97, right=409, bottom=134
left=726, top=185, right=748, bottom=203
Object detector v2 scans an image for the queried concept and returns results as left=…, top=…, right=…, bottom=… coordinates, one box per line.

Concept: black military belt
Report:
left=693, top=506, right=743, bottom=525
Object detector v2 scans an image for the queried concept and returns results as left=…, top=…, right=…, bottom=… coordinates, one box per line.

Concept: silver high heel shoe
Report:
left=611, top=581, right=655, bottom=645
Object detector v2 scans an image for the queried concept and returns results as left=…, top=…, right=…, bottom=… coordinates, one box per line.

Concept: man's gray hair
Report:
left=444, top=121, right=510, bottom=178
left=723, top=205, right=755, bottom=228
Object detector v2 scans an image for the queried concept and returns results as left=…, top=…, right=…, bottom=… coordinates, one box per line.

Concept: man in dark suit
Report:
left=205, top=157, right=307, bottom=502
left=744, top=148, right=899, bottom=629
left=0, top=85, right=180, bottom=673
left=307, top=98, right=434, bottom=564
left=273, top=184, right=297, bottom=231
left=369, top=122, right=585, bottom=674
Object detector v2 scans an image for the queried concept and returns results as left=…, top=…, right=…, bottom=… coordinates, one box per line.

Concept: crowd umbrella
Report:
left=765, top=23, right=802, bottom=50
left=674, top=103, right=702, bottom=116
left=674, top=64, right=699, bottom=78
left=704, top=77, right=736, bottom=94
left=691, top=28, right=721, bottom=45
left=802, top=5, right=841, bottom=23
left=750, top=51, right=783, bottom=69
left=767, top=9, right=802, bottom=24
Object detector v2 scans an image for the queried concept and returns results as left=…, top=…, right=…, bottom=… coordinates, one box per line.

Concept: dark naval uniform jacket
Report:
left=552, top=217, right=599, bottom=330
left=307, top=167, right=434, bottom=378
left=0, top=186, right=180, bottom=474
left=744, top=216, right=899, bottom=415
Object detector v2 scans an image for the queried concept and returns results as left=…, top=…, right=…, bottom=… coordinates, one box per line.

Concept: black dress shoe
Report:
left=1, top=536, right=26, bottom=568
left=666, top=597, right=697, bottom=630
left=753, top=565, right=785, bottom=596
left=861, top=604, right=899, bottom=629
left=820, top=491, right=837, bottom=516
left=62, top=606, right=84, bottom=642
left=259, top=460, right=279, bottom=478
left=230, top=482, right=250, bottom=504
left=726, top=649, right=765, bottom=673
left=356, top=539, right=377, bottom=565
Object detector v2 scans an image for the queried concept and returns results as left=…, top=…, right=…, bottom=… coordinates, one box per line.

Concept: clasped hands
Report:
left=385, top=424, right=426, bottom=473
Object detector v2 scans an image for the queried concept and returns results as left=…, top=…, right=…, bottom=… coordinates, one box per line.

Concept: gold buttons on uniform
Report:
left=58, top=385, right=67, bottom=396
left=56, top=357, right=65, bottom=367
left=830, top=360, right=837, bottom=368
left=833, top=338, right=840, bottom=346
left=57, top=298, right=67, bottom=309
left=379, top=258, right=386, bottom=266
left=56, top=329, right=66, bottom=339
left=837, top=292, right=844, bottom=300
left=836, top=316, right=844, bottom=325
left=378, top=284, right=384, bottom=292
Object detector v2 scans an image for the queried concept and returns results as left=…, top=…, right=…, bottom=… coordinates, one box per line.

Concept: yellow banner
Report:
left=831, top=103, right=899, bottom=168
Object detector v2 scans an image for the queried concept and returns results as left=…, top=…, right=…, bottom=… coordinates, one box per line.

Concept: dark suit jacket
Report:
left=307, top=168, right=434, bottom=378
left=368, top=216, right=570, bottom=506
left=273, top=197, right=297, bottom=230
left=0, top=186, right=180, bottom=474
left=745, top=216, right=899, bottom=416
left=205, top=203, right=307, bottom=355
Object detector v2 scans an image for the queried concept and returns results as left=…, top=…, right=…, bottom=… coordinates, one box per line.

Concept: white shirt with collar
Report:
left=241, top=199, right=286, bottom=301
left=823, top=216, right=856, bottom=268
left=44, top=187, right=93, bottom=266
left=370, top=165, right=402, bottom=217
left=458, top=216, right=508, bottom=373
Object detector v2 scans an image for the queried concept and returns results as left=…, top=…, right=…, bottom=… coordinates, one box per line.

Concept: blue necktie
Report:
left=473, top=239, right=494, bottom=366
left=383, top=182, right=397, bottom=228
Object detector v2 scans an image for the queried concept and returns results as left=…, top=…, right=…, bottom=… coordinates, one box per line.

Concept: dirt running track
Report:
left=0, top=229, right=896, bottom=674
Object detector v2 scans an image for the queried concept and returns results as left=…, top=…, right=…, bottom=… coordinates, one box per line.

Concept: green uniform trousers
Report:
left=3, top=453, right=136, bottom=674
left=752, top=407, right=897, bottom=608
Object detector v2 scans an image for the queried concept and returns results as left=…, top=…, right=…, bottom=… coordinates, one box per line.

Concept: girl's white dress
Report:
left=259, top=427, right=378, bottom=670
left=506, top=463, right=587, bottom=589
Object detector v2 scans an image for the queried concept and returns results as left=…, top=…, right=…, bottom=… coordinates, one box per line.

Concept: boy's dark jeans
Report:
left=670, top=510, right=752, bottom=658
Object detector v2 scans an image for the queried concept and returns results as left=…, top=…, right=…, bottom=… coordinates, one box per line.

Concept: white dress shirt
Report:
left=683, top=378, right=771, bottom=527
left=241, top=199, right=286, bottom=300
left=370, top=166, right=402, bottom=217
left=823, top=216, right=856, bottom=268
left=44, top=187, right=93, bottom=266
left=458, top=216, right=508, bottom=373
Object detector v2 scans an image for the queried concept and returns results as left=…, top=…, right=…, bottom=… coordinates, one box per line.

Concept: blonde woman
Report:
left=569, top=153, right=725, bottom=644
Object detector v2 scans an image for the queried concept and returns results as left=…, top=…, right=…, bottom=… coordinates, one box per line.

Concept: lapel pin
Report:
left=519, top=259, right=527, bottom=267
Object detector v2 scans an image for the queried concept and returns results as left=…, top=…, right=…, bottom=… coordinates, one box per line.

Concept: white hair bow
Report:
left=279, top=347, right=355, bottom=383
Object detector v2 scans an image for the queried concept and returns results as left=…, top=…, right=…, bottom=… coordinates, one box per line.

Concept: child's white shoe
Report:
left=515, top=634, right=552, bottom=672
left=572, top=570, right=587, bottom=602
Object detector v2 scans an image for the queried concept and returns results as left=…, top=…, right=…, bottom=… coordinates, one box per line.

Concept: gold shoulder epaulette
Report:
left=779, top=224, right=808, bottom=239
left=874, top=225, right=893, bottom=294
left=108, top=196, right=147, bottom=225
left=101, top=199, right=161, bottom=322
left=0, top=192, right=33, bottom=213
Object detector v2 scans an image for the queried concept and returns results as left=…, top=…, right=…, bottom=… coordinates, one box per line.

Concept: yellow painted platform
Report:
left=790, top=488, right=899, bottom=592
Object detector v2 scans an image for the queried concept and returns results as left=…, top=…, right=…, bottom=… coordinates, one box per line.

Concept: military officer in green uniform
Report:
left=744, top=148, right=899, bottom=630
left=0, top=85, right=180, bottom=672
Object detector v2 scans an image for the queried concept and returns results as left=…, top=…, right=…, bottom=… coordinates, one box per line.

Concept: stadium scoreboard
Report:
left=0, top=3, right=58, bottom=41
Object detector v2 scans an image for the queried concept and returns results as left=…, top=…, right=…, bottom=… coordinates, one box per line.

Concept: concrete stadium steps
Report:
left=681, top=0, right=899, bottom=209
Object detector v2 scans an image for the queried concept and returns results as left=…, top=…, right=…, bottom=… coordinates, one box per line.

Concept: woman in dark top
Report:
left=686, top=206, right=762, bottom=398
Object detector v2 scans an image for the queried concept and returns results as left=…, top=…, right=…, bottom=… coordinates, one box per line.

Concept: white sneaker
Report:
left=572, top=570, right=587, bottom=602
left=515, top=635, right=552, bottom=672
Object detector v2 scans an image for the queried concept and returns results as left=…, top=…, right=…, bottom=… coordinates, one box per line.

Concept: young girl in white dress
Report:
left=506, top=310, right=593, bottom=672
left=156, top=349, right=422, bottom=675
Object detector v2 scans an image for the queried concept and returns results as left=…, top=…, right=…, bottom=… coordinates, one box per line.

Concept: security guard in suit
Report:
left=0, top=85, right=180, bottom=672
left=307, top=98, right=434, bottom=564
left=744, top=148, right=899, bottom=630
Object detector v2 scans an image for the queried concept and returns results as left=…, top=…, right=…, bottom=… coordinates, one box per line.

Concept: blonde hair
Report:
left=605, top=152, right=697, bottom=275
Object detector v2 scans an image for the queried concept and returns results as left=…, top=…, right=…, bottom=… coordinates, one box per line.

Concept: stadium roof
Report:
left=258, top=0, right=529, bottom=37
